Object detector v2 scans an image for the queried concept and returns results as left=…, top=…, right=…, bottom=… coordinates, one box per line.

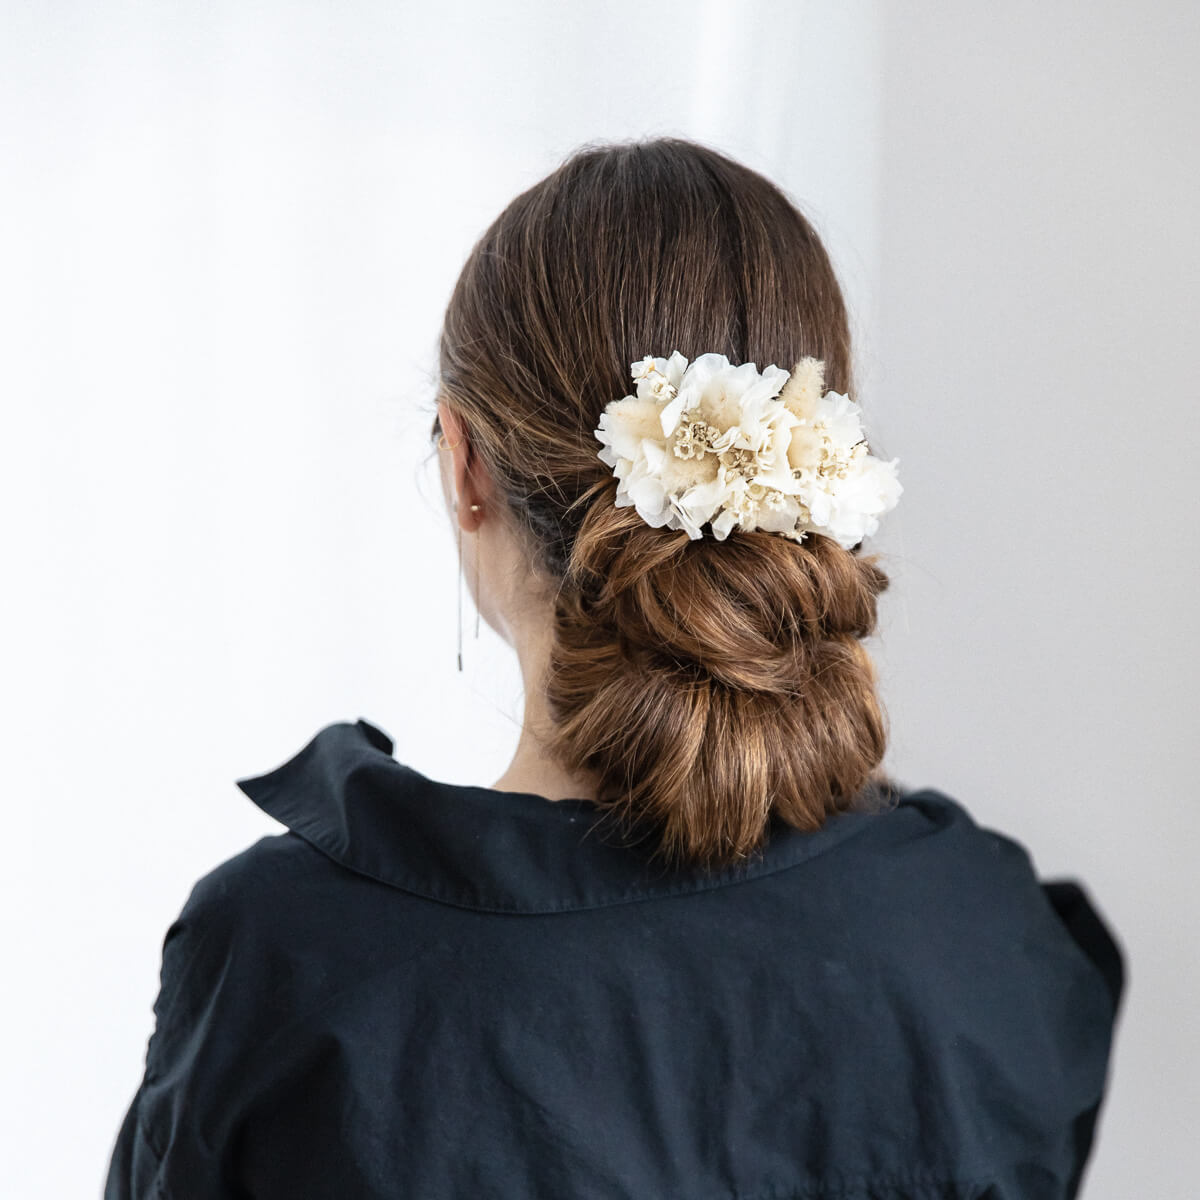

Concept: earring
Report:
left=438, top=432, right=463, bottom=451
left=471, top=504, right=482, bottom=640
left=456, top=506, right=464, bottom=672
left=456, top=501, right=484, bottom=671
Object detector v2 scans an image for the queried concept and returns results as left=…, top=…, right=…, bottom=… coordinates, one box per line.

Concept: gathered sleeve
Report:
left=104, top=848, right=280, bottom=1199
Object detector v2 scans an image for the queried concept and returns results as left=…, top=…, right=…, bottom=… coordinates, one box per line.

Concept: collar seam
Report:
left=276, top=816, right=874, bottom=915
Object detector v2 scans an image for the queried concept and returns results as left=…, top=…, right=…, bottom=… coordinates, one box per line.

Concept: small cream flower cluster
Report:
left=593, top=351, right=901, bottom=547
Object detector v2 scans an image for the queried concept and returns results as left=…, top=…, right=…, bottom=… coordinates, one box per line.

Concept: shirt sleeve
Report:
left=1041, top=878, right=1125, bottom=1016
left=103, top=861, right=261, bottom=1199
left=103, top=1079, right=168, bottom=1200
left=1038, top=877, right=1126, bottom=1198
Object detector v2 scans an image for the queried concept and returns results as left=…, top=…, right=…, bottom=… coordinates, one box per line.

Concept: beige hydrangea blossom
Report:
left=594, top=352, right=901, bottom=547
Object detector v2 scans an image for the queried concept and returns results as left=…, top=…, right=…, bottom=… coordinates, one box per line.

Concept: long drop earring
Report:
left=456, top=502, right=483, bottom=670
left=456, top=505, right=464, bottom=672
left=473, top=513, right=481, bottom=640
left=469, top=503, right=482, bottom=640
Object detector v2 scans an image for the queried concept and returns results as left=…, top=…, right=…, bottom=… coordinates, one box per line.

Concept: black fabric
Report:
left=104, top=718, right=1125, bottom=1199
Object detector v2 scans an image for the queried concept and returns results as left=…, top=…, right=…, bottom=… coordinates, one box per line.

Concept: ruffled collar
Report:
left=235, top=717, right=898, bottom=914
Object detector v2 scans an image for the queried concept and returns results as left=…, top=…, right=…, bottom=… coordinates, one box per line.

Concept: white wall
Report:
left=870, top=5, right=1199, bottom=1198
left=2, top=2, right=1192, bottom=1197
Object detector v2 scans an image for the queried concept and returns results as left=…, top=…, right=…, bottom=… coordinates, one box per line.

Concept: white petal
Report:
left=674, top=489, right=719, bottom=533
left=806, top=487, right=834, bottom=526
left=752, top=451, right=796, bottom=494
left=663, top=351, right=689, bottom=388
left=630, top=355, right=665, bottom=380
left=601, top=398, right=662, bottom=460
left=641, top=438, right=668, bottom=473
left=659, top=390, right=688, bottom=437
left=711, top=507, right=739, bottom=540
left=739, top=363, right=791, bottom=408
left=628, top=475, right=671, bottom=525
left=753, top=503, right=801, bottom=535
left=680, top=352, right=734, bottom=391
left=814, top=391, right=867, bottom=452
left=680, top=473, right=733, bottom=515
left=669, top=496, right=704, bottom=539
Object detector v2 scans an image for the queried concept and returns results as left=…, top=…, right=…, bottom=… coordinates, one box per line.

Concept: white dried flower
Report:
left=593, top=351, right=901, bottom=548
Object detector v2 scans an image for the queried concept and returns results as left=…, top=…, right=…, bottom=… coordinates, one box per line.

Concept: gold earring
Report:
left=455, top=501, right=463, bottom=671
left=456, top=502, right=484, bottom=670
left=438, top=432, right=463, bottom=451
left=469, top=505, right=482, bottom=639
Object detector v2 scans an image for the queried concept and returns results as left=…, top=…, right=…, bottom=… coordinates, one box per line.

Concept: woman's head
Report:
left=435, top=136, right=892, bottom=873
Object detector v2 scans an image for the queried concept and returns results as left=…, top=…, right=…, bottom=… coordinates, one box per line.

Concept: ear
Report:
left=437, top=401, right=488, bottom=534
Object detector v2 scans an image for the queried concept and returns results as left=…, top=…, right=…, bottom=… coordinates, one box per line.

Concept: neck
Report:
left=489, top=599, right=600, bottom=803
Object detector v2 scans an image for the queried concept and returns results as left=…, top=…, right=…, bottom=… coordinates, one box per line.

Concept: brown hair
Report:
left=436, top=137, right=895, bottom=874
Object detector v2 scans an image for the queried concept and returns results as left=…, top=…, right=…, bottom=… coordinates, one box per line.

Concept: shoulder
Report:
left=162, top=825, right=450, bottom=1001
left=165, top=831, right=332, bottom=947
left=148, top=829, right=402, bottom=1025
left=180, top=829, right=334, bottom=915
left=855, top=784, right=1125, bottom=1013
left=150, top=833, right=330, bottom=991
left=847, top=784, right=1044, bottom=889
left=870, top=785, right=1070, bottom=887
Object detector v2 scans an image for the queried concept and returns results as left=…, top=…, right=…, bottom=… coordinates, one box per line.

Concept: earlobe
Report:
left=459, top=500, right=485, bottom=534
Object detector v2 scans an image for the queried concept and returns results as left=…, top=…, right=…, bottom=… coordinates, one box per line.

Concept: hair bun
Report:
left=562, top=498, right=887, bottom=689
left=542, top=495, right=891, bottom=870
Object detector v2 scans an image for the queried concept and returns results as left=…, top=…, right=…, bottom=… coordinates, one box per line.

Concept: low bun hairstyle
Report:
left=437, top=137, right=895, bottom=874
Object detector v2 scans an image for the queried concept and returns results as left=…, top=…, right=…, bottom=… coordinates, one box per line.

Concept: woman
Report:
left=104, top=138, right=1124, bottom=1199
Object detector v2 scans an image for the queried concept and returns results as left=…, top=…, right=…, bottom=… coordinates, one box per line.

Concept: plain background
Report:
left=2, top=2, right=1196, bottom=1197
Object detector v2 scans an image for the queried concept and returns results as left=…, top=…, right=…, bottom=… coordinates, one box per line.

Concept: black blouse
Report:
left=104, top=717, right=1124, bottom=1199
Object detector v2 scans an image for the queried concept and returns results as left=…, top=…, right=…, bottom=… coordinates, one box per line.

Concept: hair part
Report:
left=437, top=136, right=895, bottom=873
